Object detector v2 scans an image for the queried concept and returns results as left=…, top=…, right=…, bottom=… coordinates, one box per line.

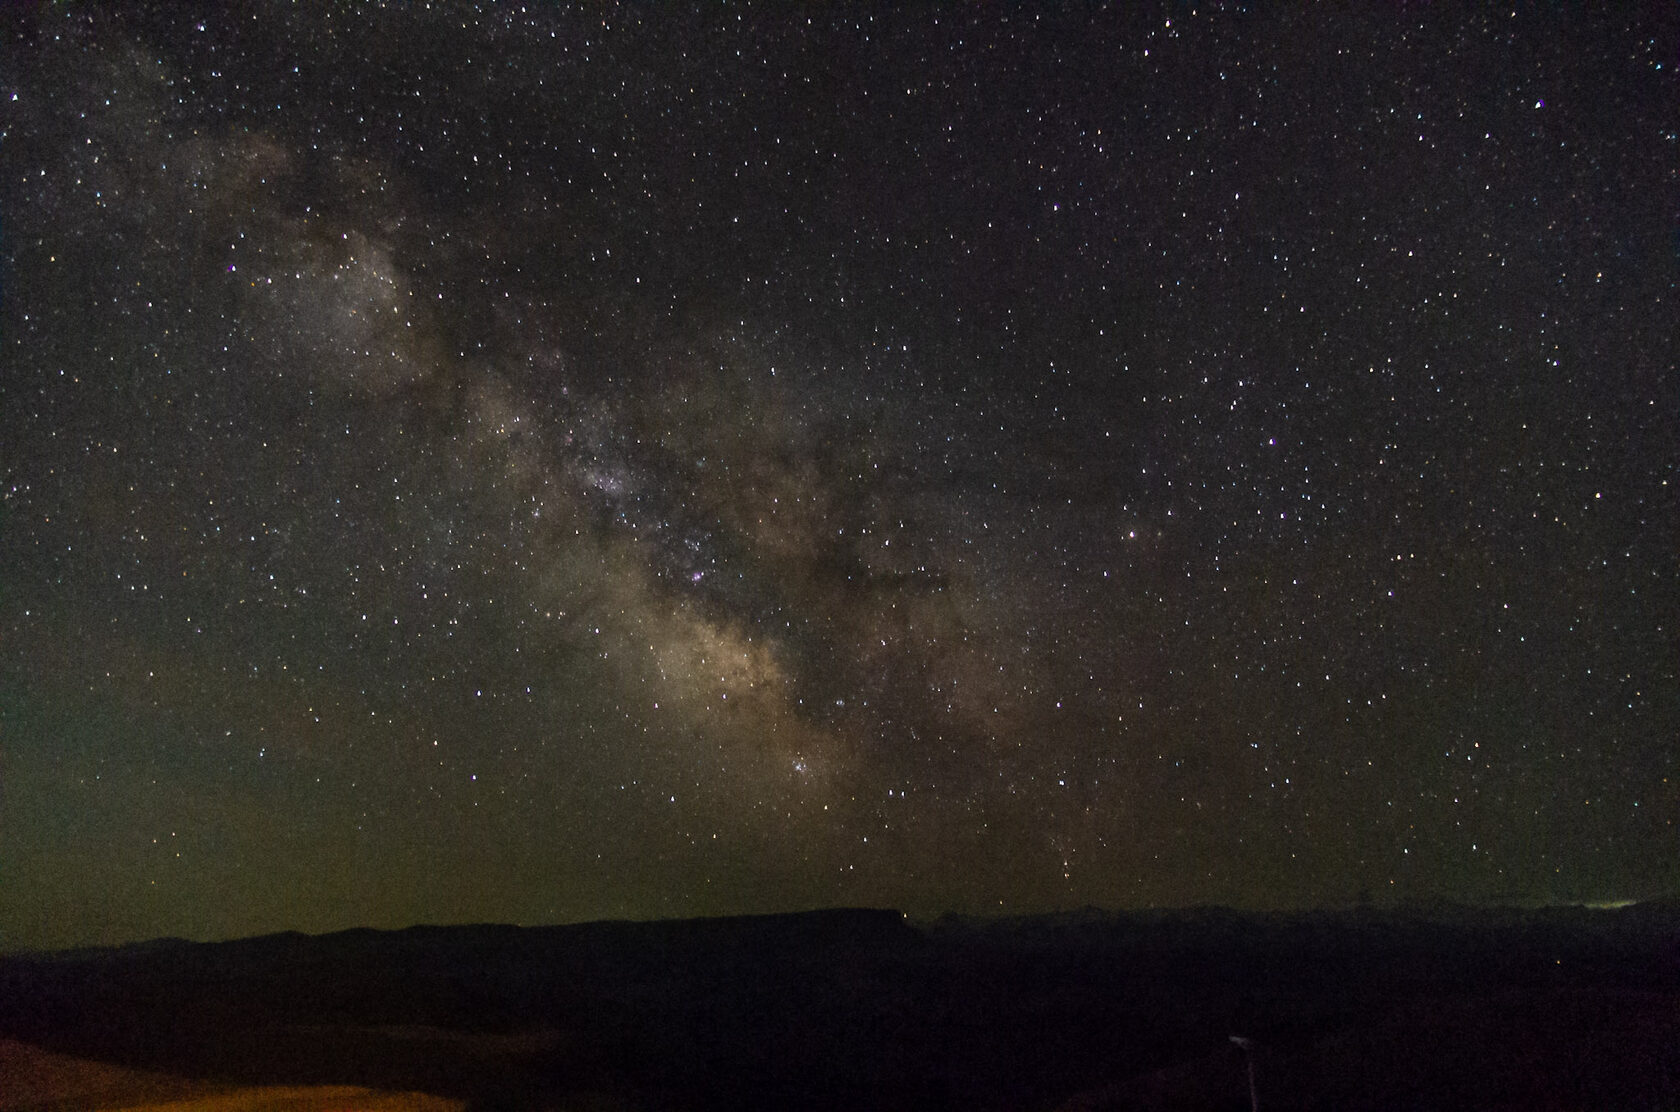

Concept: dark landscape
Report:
left=4, top=902, right=1678, bottom=1111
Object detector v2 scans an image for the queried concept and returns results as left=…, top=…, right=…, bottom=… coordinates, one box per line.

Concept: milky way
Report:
left=2, top=5, right=1674, bottom=950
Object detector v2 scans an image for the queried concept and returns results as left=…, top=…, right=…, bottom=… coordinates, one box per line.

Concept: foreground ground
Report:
left=3, top=904, right=1677, bottom=1111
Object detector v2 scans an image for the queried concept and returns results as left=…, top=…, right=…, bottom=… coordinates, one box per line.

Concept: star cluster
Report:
left=1, top=4, right=1674, bottom=950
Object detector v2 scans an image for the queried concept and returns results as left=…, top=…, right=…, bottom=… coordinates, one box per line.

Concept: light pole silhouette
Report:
left=1229, top=1035, right=1259, bottom=1111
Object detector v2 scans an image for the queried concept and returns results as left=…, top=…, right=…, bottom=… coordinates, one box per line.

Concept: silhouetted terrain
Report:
left=3, top=903, right=1677, bottom=1111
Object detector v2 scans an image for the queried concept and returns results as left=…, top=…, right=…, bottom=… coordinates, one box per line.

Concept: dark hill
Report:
left=2, top=904, right=1676, bottom=1111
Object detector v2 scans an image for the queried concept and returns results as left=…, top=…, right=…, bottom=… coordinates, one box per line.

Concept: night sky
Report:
left=2, top=4, right=1675, bottom=953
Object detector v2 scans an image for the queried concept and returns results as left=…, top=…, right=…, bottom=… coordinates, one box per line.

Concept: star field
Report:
left=1, top=4, right=1674, bottom=951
